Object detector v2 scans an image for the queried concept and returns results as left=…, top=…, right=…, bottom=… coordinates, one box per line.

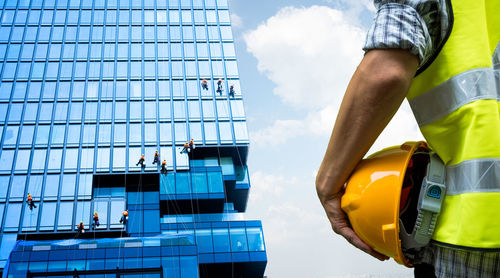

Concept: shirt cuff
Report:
left=363, top=3, right=432, bottom=65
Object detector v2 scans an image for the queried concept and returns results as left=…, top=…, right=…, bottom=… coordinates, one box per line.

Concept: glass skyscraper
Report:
left=0, top=0, right=266, bottom=277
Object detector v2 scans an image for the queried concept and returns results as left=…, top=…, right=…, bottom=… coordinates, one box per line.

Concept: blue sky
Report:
left=227, top=1, right=424, bottom=277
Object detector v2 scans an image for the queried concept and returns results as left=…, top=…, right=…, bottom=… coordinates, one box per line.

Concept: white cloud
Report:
left=244, top=5, right=365, bottom=110
left=230, top=12, right=243, bottom=29
left=245, top=5, right=423, bottom=149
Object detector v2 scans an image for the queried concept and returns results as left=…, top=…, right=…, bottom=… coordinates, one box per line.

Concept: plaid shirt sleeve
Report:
left=363, top=0, right=450, bottom=66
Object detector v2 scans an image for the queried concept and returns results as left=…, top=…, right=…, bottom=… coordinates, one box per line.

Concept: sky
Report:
left=227, top=1, right=424, bottom=277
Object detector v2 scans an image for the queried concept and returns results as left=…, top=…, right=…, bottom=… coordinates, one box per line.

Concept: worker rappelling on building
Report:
left=77, top=221, right=85, bottom=235
left=26, top=193, right=36, bottom=210
left=120, top=210, right=128, bottom=225
left=201, top=79, right=208, bottom=90
left=181, top=142, right=190, bottom=154
left=217, top=78, right=223, bottom=95
left=161, top=159, right=167, bottom=174
left=92, top=211, right=100, bottom=228
left=229, top=84, right=235, bottom=98
left=136, top=154, right=145, bottom=168
left=152, top=150, right=160, bottom=165
left=189, top=139, right=195, bottom=151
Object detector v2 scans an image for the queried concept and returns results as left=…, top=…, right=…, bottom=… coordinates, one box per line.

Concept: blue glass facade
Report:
left=0, top=0, right=266, bottom=276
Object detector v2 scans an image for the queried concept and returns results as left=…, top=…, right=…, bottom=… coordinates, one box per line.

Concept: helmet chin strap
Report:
left=400, top=152, right=446, bottom=254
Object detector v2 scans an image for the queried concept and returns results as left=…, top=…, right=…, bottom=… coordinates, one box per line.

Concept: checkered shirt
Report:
left=363, top=0, right=451, bottom=67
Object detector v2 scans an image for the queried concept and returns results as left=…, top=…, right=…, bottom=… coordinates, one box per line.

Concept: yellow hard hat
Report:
left=341, top=141, right=445, bottom=267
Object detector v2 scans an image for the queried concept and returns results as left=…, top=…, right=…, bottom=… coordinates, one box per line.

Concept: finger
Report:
left=338, top=226, right=389, bottom=261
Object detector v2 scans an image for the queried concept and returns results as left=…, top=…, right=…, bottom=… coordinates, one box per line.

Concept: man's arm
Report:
left=316, top=49, right=419, bottom=260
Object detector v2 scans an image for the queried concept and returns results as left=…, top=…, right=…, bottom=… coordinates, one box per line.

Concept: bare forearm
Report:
left=316, top=49, right=418, bottom=201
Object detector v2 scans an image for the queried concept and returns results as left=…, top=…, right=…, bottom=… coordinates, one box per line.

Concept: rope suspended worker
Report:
left=120, top=210, right=128, bottom=225
left=76, top=221, right=85, bottom=235
left=189, top=139, right=195, bottom=151
left=181, top=142, right=190, bottom=154
left=136, top=154, right=145, bottom=168
left=315, top=0, right=500, bottom=276
left=26, top=193, right=36, bottom=210
left=92, top=211, right=99, bottom=228
left=161, top=159, right=167, bottom=175
left=229, top=84, right=235, bottom=98
left=217, top=78, right=223, bottom=95
left=152, top=150, right=160, bottom=165
left=201, top=79, right=208, bottom=90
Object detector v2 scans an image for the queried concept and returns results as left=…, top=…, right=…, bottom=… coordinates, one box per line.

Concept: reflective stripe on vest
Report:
left=407, top=0, right=500, bottom=249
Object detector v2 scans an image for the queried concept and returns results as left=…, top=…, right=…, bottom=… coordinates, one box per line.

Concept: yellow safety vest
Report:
left=407, top=0, right=500, bottom=249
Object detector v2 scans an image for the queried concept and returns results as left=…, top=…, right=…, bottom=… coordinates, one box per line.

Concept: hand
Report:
left=319, top=189, right=389, bottom=261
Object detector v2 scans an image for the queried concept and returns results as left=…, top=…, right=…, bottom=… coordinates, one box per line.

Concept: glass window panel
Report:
left=189, top=122, right=202, bottom=142
left=27, top=175, right=43, bottom=200
left=157, top=26, right=168, bottom=41
left=230, top=228, right=249, bottom=251
left=73, top=83, right=85, bottom=100
left=98, top=124, right=111, bottom=144
left=78, top=174, right=93, bottom=198
left=171, top=61, right=183, bottom=76
left=175, top=122, right=187, bottom=144
left=44, top=175, right=60, bottom=199
left=32, top=149, right=47, bottom=171
left=20, top=125, right=35, bottom=145
left=197, top=43, right=208, bottom=58
left=173, top=101, right=185, bottom=120
left=8, top=103, right=23, bottom=123
left=54, top=103, right=68, bottom=121
left=0, top=176, right=8, bottom=200
left=182, top=26, right=194, bottom=42
left=43, top=82, right=57, bottom=100
left=100, top=102, right=113, bottom=121
left=9, top=175, right=26, bottom=199
left=233, top=121, right=249, bottom=142
left=208, top=171, right=223, bottom=193
left=115, top=101, right=127, bottom=121
left=79, top=26, right=90, bottom=41
left=204, top=122, right=217, bottom=144
left=145, top=123, right=157, bottom=143
left=51, top=125, right=65, bottom=145
left=116, top=81, right=128, bottom=99
left=192, top=172, right=208, bottom=194
left=39, top=103, right=54, bottom=121
left=17, top=62, right=31, bottom=80
left=113, top=148, right=126, bottom=169
left=85, top=102, right=98, bottom=121
left=202, top=101, right=214, bottom=119
left=144, top=81, right=156, bottom=99
left=129, top=101, right=141, bottom=120
left=64, top=148, right=78, bottom=170
left=5, top=203, right=22, bottom=229
left=129, top=123, right=142, bottom=143
left=172, top=81, right=184, bottom=98
left=67, top=125, right=81, bottom=144
left=114, top=124, right=126, bottom=144
left=213, top=228, right=230, bottom=252
left=145, top=61, right=156, bottom=77
left=110, top=200, right=125, bottom=226
left=52, top=26, right=65, bottom=42
left=144, top=42, right=155, bottom=58
left=21, top=44, right=34, bottom=59
left=80, top=148, right=95, bottom=170
left=159, top=123, right=171, bottom=143
left=176, top=172, right=190, bottom=194
left=62, top=43, right=75, bottom=59
left=3, top=126, right=19, bottom=145
left=145, top=101, right=157, bottom=120
left=15, top=149, right=31, bottom=171
left=22, top=103, right=37, bottom=122
left=57, top=202, right=74, bottom=230
left=101, top=81, right=114, bottom=99
left=157, top=61, right=169, bottom=78
left=223, top=43, right=235, bottom=57
left=83, top=124, right=96, bottom=144
left=36, top=125, right=50, bottom=145
left=40, top=202, right=56, bottom=230
left=70, top=102, right=83, bottom=121
left=75, top=201, right=91, bottom=227
left=131, top=81, right=141, bottom=98
left=219, top=122, right=232, bottom=143
left=104, top=43, right=115, bottom=59
left=185, top=61, right=196, bottom=77
left=226, top=60, right=239, bottom=76
left=48, top=149, right=63, bottom=170
left=128, top=147, right=141, bottom=169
